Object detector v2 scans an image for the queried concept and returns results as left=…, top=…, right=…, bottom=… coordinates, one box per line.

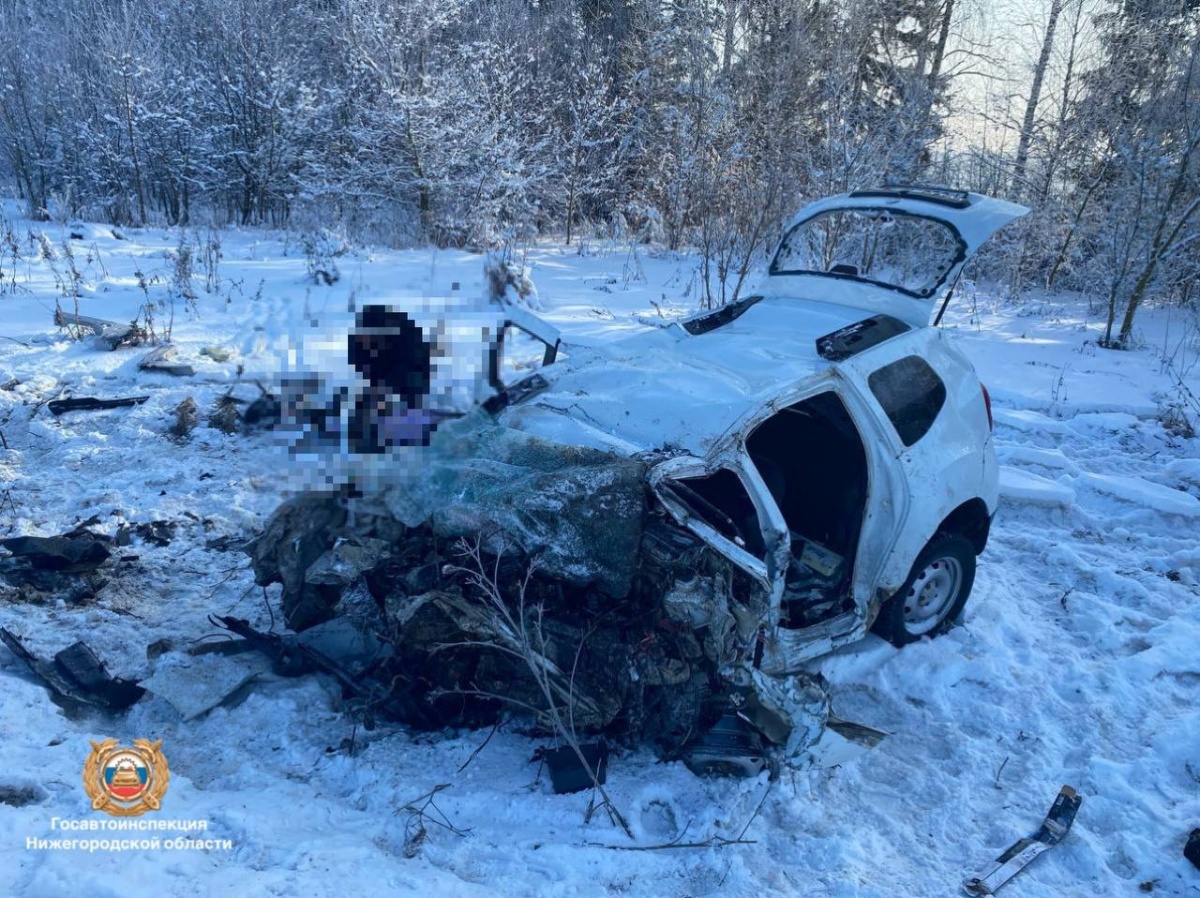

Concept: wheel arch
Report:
left=937, top=497, right=992, bottom=555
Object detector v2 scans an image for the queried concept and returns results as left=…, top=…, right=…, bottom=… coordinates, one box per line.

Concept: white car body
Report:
left=492, top=186, right=1029, bottom=670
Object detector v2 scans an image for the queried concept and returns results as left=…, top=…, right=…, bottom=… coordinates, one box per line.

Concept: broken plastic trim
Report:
left=815, top=315, right=911, bottom=362
left=681, top=295, right=765, bottom=335
left=483, top=372, right=551, bottom=415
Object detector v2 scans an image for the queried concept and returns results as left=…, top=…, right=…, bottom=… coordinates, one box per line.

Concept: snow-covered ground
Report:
left=1, top=216, right=1198, bottom=897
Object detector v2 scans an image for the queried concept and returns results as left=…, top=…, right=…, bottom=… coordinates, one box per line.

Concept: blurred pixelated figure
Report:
left=347, top=305, right=443, bottom=451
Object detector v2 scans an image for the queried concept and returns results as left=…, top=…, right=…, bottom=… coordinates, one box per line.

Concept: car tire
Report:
left=873, top=533, right=976, bottom=647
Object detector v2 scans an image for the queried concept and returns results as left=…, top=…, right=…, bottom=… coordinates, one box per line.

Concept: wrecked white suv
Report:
left=493, top=186, right=1027, bottom=656
left=254, top=186, right=1028, bottom=770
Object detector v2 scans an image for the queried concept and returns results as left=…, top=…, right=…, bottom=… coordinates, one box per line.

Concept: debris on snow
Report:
left=199, top=345, right=233, bottom=363
left=541, top=742, right=610, bottom=794
left=0, top=629, right=145, bottom=711
left=140, top=651, right=273, bottom=721
left=138, top=345, right=195, bottom=377
left=52, top=308, right=144, bottom=350
left=1, top=532, right=111, bottom=572
left=47, top=395, right=150, bottom=415
left=171, top=397, right=199, bottom=439
left=962, top=786, right=1083, bottom=897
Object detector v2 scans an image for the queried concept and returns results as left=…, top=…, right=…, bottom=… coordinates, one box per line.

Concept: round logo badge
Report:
left=83, top=739, right=170, bottom=817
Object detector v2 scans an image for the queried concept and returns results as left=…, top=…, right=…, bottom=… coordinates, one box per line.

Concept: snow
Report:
left=998, top=467, right=1076, bottom=507
left=1079, top=472, right=1200, bottom=518
left=2, top=221, right=1199, bottom=897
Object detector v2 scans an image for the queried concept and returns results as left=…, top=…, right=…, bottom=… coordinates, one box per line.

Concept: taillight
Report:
left=980, top=382, right=993, bottom=431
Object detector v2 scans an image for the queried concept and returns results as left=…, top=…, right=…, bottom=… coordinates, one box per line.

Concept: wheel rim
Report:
left=902, top=555, right=963, bottom=636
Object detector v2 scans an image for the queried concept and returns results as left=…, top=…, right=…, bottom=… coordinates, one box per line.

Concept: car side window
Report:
left=868, top=355, right=947, bottom=446
left=659, top=469, right=765, bottom=558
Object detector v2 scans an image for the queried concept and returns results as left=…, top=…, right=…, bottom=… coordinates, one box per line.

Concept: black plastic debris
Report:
left=1, top=534, right=111, bottom=572
left=1185, top=828, right=1200, bottom=870
left=0, top=629, right=145, bottom=711
left=132, top=521, right=175, bottom=548
left=47, top=396, right=149, bottom=415
left=541, top=743, right=609, bottom=794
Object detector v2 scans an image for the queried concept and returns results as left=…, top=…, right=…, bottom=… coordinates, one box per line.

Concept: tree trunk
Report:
left=122, top=63, right=147, bottom=227
left=1047, top=165, right=1106, bottom=290
left=565, top=179, right=577, bottom=246
left=1013, top=0, right=1064, bottom=197
left=1117, top=195, right=1200, bottom=345
left=723, top=0, right=737, bottom=74
left=928, top=0, right=955, bottom=86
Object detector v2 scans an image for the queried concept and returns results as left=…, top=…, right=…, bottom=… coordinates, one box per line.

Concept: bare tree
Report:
left=1013, top=0, right=1066, bottom=197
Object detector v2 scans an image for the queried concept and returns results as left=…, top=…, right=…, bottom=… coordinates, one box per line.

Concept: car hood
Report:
left=498, top=296, right=874, bottom=457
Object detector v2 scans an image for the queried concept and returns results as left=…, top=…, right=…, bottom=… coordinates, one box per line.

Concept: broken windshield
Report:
left=770, top=208, right=966, bottom=298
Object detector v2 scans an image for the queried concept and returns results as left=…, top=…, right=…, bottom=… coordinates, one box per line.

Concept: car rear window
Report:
left=770, top=208, right=965, bottom=298
left=868, top=356, right=947, bottom=446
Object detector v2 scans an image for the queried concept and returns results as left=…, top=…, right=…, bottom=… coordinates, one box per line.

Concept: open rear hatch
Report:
left=766, top=186, right=1029, bottom=327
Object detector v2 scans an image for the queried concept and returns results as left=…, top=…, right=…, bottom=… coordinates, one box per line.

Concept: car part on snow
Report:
left=246, top=494, right=351, bottom=630
left=871, top=533, right=976, bottom=646
left=805, top=717, right=890, bottom=769
left=241, top=387, right=282, bottom=431
left=138, top=345, right=194, bottom=377
left=52, top=309, right=145, bottom=350
left=1186, top=829, right=1200, bottom=870
left=681, top=712, right=770, bottom=777
left=139, top=652, right=274, bottom=720
left=961, top=785, right=1082, bottom=896
left=0, top=629, right=145, bottom=711
left=540, top=742, right=609, bottom=794
left=46, top=395, right=150, bottom=415
left=211, top=615, right=367, bottom=695
left=1, top=533, right=112, bottom=572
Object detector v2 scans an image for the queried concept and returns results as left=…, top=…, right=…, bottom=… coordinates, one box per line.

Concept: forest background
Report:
left=2, top=0, right=1199, bottom=345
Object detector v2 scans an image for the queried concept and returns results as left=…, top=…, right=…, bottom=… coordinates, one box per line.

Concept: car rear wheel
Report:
left=873, top=533, right=976, bottom=647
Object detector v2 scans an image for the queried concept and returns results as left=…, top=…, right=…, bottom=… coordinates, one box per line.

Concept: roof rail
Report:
left=816, top=314, right=911, bottom=362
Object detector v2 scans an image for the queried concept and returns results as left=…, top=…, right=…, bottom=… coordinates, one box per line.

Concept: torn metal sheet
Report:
left=806, top=718, right=890, bottom=769
left=141, top=652, right=274, bottom=720
left=375, top=421, right=648, bottom=597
